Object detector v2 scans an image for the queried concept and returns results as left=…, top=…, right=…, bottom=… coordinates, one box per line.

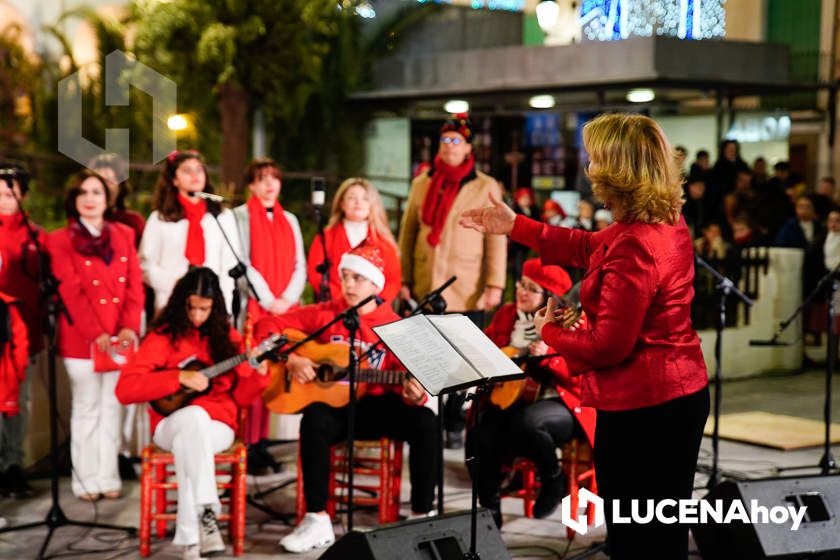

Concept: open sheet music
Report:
left=372, top=314, right=523, bottom=395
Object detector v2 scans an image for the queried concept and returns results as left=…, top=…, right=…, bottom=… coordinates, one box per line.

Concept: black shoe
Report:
left=4, top=465, right=32, bottom=499
left=445, top=430, right=464, bottom=450
left=533, top=471, right=567, bottom=519
left=118, top=454, right=138, bottom=481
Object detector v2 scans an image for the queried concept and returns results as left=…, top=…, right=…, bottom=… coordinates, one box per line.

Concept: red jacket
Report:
left=511, top=215, right=708, bottom=411
left=0, top=212, right=45, bottom=354
left=484, top=303, right=595, bottom=445
left=0, top=292, right=29, bottom=415
left=254, top=298, right=422, bottom=404
left=116, top=327, right=271, bottom=433
left=47, top=222, right=145, bottom=359
left=307, top=224, right=402, bottom=304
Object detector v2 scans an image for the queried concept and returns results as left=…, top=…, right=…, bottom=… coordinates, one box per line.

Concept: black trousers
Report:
left=299, top=393, right=439, bottom=514
left=595, top=386, right=710, bottom=560
left=474, top=398, right=576, bottom=507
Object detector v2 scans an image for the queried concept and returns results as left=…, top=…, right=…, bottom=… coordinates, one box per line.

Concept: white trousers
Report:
left=153, top=405, right=234, bottom=546
left=63, top=358, right=122, bottom=497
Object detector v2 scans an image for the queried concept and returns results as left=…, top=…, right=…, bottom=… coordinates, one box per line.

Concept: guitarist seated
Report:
left=471, top=258, right=595, bottom=528
left=254, top=243, right=437, bottom=554
left=116, top=267, right=271, bottom=560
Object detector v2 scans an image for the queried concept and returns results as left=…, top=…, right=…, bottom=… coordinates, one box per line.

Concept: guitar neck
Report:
left=201, top=353, right=248, bottom=380
left=355, top=369, right=407, bottom=385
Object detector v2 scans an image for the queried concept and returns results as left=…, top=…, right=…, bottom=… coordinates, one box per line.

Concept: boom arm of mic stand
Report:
left=274, top=295, right=376, bottom=358
left=695, top=254, right=753, bottom=306
left=764, top=261, right=840, bottom=342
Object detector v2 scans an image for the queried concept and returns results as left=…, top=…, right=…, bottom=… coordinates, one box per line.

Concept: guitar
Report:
left=150, top=333, right=283, bottom=417
left=488, top=346, right=545, bottom=410
left=262, top=328, right=408, bottom=414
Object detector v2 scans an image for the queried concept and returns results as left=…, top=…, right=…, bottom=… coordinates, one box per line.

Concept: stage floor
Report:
left=2, top=368, right=839, bottom=559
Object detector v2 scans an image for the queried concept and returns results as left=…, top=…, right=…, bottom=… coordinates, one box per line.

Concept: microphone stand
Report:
left=342, top=305, right=361, bottom=531
left=313, top=203, right=331, bottom=303
left=0, top=180, right=136, bottom=556
left=751, top=261, right=840, bottom=475
left=694, top=254, right=753, bottom=489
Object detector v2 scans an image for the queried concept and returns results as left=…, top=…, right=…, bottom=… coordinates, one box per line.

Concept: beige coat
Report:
left=398, top=169, right=507, bottom=312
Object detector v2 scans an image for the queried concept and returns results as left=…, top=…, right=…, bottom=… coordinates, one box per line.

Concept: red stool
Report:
left=296, top=438, right=404, bottom=525
left=138, top=410, right=249, bottom=557
left=502, top=437, right=598, bottom=539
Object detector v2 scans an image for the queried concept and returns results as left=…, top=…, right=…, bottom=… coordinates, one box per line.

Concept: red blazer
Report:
left=0, top=292, right=29, bottom=415
left=116, top=327, right=270, bottom=433
left=511, top=215, right=708, bottom=411
left=0, top=213, right=45, bottom=354
left=484, top=303, right=595, bottom=445
left=254, top=298, right=422, bottom=404
left=307, top=224, right=401, bottom=304
left=47, top=223, right=145, bottom=359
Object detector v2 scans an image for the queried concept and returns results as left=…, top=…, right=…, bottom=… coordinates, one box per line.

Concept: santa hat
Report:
left=522, top=258, right=572, bottom=297
left=338, top=243, right=386, bottom=293
left=440, top=113, right=472, bottom=143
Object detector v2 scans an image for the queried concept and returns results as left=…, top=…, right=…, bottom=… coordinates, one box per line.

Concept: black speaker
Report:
left=319, top=509, right=510, bottom=560
left=693, top=475, right=840, bottom=560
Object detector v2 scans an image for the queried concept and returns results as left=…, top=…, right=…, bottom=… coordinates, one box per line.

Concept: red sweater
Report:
left=484, top=303, right=595, bottom=445
left=47, top=223, right=145, bottom=359
left=0, top=292, right=29, bottom=415
left=511, top=215, right=708, bottom=411
left=0, top=213, right=45, bottom=354
left=116, top=327, right=271, bottom=433
left=254, top=298, right=421, bottom=404
left=307, top=224, right=402, bottom=304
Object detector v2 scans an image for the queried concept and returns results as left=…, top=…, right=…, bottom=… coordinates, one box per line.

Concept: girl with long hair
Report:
left=139, top=150, right=241, bottom=314
left=116, top=267, right=270, bottom=559
left=306, top=178, right=401, bottom=304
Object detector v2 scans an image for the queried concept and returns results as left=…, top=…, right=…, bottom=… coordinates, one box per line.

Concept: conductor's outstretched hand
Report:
left=459, top=191, right=516, bottom=235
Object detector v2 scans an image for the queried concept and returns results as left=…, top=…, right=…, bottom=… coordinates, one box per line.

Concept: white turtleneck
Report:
left=343, top=219, right=369, bottom=248
left=79, top=217, right=102, bottom=237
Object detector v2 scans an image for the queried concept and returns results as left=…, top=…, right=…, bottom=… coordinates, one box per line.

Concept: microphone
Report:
left=415, top=275, right=457, bottom=314
left=188, top=191, right=225, bottom=203
left=749, top=339, right=792, bottom=346
left=311, top=176, right=326, bottom=208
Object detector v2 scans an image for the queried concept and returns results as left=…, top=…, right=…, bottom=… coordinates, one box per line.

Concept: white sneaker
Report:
left=0, top=517, right=7, bottom=529
left=182, top=544, right=201, bottom=560
left=280, top=512, right=335, bottom=553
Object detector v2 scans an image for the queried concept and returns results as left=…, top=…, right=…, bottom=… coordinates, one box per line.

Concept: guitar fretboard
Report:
left=355, top=369, right=406, bottom=385
left=201, top=353, right=249, bottom=380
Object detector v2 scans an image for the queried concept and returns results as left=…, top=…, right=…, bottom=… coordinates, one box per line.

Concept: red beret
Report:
left=521, top=258, right=572, bottom=297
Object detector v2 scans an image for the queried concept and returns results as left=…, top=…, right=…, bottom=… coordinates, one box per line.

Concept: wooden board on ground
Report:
left=703, top=411, right=840, bottom=450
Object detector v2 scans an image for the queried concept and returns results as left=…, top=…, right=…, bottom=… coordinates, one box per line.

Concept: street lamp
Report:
left=536, top=1, right=560, bottom=33
left=167, top=114, right=189, bottom=131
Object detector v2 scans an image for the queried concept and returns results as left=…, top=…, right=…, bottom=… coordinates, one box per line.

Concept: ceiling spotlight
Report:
left=626, top=88, right=655, bottom=103
left=529, top=95, right=556, bottom=109
left=444, top=99, right=470, bottom=114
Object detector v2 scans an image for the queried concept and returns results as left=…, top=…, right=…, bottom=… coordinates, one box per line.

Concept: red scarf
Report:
left=247, top=196, right=296, bottom=309
left=69, top=219, right=114, bottom=264
left=179, top=194, right=206, bottom=266
left=421, top=153, right=475, bottom=246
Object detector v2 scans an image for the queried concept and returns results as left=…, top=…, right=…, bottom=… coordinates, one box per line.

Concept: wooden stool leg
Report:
left=155, top=463, right=167, bottom=539
left=232, top=446, right=246, bottom=556
left=140, top=449, right=152, bottom=557
left=378, top=439, right=389, bottom=525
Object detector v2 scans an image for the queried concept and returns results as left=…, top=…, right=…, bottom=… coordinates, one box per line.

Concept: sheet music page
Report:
left=427, top=314, right=522, bottom=380
left=372, top=315, right=479, bottom=395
